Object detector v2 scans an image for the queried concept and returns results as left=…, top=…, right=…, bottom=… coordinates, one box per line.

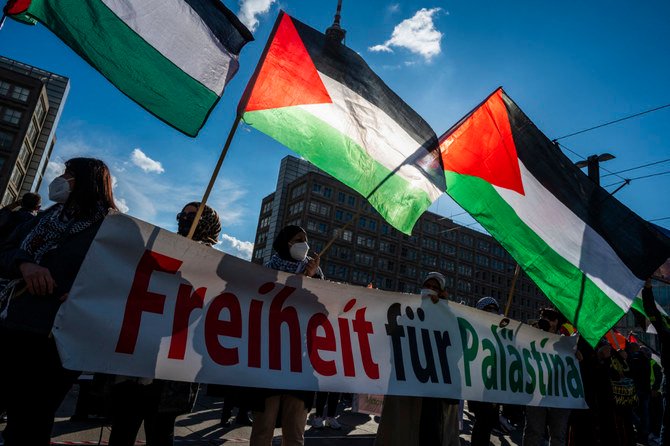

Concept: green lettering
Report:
left=458, top=318, right=478, bottom=387
left=491, top=326, right=507, bottom=391
left=482, top=338, right=498, bottom=390
left=542, top=352, right=553, bottom=396
left=550, top=354, right=567, bottom=397
left=507, top=345, right=523, bottom=393
left=566, top=357, right=585, bottom=398
left=531, top=341, right=546, bottom=396
left=523, top=348, right=536, bottom=394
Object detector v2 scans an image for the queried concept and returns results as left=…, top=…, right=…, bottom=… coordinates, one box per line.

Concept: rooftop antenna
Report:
left=325, top=0, right=346, bottom=44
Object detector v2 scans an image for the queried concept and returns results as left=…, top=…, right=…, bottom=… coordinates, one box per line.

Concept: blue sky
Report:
left=1, top=0, right=669, bottom=259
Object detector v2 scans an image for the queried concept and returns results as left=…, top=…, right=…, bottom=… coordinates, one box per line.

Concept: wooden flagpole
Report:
left=186, top=115, right=242, bottom=239
left=503, top=264, right=521, bottom=317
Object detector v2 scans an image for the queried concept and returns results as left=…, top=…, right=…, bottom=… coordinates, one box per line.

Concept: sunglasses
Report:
left=176, top=211, right=197, bottom=221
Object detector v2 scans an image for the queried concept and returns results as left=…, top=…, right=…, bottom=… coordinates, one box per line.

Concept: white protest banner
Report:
left=54, top=213, right=586, bottom=408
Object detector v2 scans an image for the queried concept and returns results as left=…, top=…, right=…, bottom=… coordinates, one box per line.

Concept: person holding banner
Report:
left=0, top=158, right=117, bottom=446
left=376, top=272, right=460, bottom=446
left=108, top=202, right=222, bottom=446
left=249, top=225, right=322, bottom=446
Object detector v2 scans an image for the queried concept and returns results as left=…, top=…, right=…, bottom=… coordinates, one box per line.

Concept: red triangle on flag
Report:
left=243, top=14, right=332, bottom=112
left=439, top=89, right=525, bottom=195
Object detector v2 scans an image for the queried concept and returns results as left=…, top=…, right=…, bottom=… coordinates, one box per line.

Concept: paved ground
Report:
left=0, top=383, right=525, bottom=445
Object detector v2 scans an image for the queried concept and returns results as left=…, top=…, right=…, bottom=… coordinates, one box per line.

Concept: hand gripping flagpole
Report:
left=186, top=115, right=242, bottom=240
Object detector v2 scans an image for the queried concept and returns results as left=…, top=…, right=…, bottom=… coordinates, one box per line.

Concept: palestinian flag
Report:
left=439, top=88, right=670, bottom=346
left=4, top=0, right=253, bottom=137
left=238, top=12, right=444, bottom=234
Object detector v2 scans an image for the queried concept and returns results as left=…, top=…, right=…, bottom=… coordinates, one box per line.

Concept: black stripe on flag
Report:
left=502, top=92, right=670, bottom=280
left=184, top=0, right=254, bottom=55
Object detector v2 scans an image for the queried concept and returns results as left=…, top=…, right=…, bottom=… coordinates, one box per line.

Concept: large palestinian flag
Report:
left=5, top=0, right=253, bottom=137
left=238, top=12, right=444, bottom=234
left=439, top=88, right=670, bottom=346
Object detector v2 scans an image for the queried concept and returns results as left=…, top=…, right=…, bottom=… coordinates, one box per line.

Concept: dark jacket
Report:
left=0, top=212, right=103, bottom=335
left=0, top=208, right=36, bottom=241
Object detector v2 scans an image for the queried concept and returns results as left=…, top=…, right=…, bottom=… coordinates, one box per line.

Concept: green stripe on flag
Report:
left=244, top=107, right=433, bottom=234
left=25, top=0, right=218, bottom=136
left=446, top=171, right=625, bottom=346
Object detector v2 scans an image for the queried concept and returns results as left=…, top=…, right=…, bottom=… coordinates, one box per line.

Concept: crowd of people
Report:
left=0, top=156, right=667, bottom=446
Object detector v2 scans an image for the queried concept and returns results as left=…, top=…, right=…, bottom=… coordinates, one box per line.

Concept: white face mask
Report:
left=289, top=242, right=310, bottom=261
left=420, top=288, right=438, bottom=300
left=48, top=176, right=71, bottom=203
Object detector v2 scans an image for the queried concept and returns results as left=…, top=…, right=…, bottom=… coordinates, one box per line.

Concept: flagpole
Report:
left=503, top=264, right=521, bottom=317
left=186, top=115, right=242, bottom=239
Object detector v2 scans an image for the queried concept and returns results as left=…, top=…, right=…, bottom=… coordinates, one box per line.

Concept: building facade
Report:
left=0, top=56, right=69, bottom=206
left=252, top=155, right=551, bottom=323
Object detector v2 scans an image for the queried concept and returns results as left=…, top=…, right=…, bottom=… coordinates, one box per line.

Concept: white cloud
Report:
left=115, top=197, right=130, bottom=213
left=44, top=159, right=65, bottom=184
left=369, top=8, right=443, bottom=61
left=218, top=233, right=254, bottom=260
left=388, top=3, right=400, bottom=13
left=130, top=148, right=164, bottom=174
left=238, top=0, right=276, bottom=32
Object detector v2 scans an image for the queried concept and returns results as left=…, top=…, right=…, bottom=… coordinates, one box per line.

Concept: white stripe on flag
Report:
left=496, top=161, right=643, bottom=310
left=300, top=73, right=442, bottom=201
left=102, top=0, right=236, bottom=93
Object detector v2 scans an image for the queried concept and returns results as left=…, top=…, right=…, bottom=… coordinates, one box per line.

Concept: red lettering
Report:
left=168, top=285, right=205, bottom=360
left=269, top=285, right=302, bottom=372
left=205, top=292, right=242, bottom=366
left=116, top=250, right=182, bottom=354
left=248, top=299, right=264, bottom=368
left=338, top=317, right=355, bottom=377
left=353, top=307, right=379, bottom=379
left=307, top=313, right=337, bottom=376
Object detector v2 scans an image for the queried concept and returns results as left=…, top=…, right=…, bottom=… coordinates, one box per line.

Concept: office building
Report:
left=0, top=56, right=70, bottom=206
left=252, top=156, right=551, bottom=322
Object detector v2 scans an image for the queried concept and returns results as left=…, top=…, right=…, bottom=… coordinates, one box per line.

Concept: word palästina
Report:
left=458, top=318, right=584, bottom=399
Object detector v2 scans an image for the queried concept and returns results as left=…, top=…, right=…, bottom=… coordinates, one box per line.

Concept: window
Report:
left=475, top=254, right=490, bottom=267
left=492, top=245, right=506, bottom=258
left=2, top=107, right=22, bottom=125
left=326, top=263, right=349, bottom=280
left=355, top=252, right=374, bottom=266
left=288, top=201, right=304, bottom=216
left=11, top=85, right=30, bottom=102
left=381, top=224, right=390, bottom=235
left=331, top=245, right=351, bottom=260
left=378, top=258, right=395, bottom=271
left=440, top=243, right=456, bottom=256
left=440, top=258, right=455, bottom=272
left=379, top=241, right=396, bottom=254
left=9, top=166, right=22, bottom=188
left=421, top=237, right=438, bottom=251
left=333, top=228, right=352, bottom=242
left=0, top=81, right=10, bottom=96
left=290, top=183, right=306, bottom=199
left=17, top=143, right=31, bottom=168
left=460, top=233, right=473, bottom=246
left=457, top=280, right=472, bottom=293
left=457, top=264, right=473, bottom=276
left=261, top=200, right=273, bottom=214
left=0, top=130, right=13, bottom=150
left=323, top=187, right=332, bottom=198
left=306, top=220, right=328, bottom=234
left=422, top=221, right=438, bottom=234
left=335, top=209, right=353, bottom=222
left=337, top=192, right=346, bottom=203
left=443, top=229, right=457, bottom=241
left=401, top=247, right=417, bottom=260
left=347, top=195, right=356, bottom=207
left=478, top=239, right=490, bottom=252
left=399, top=264, right=417, bottom=278
left=368, top=219, right=377, bottom=231
left=259, top=216, right=270, bottom=229
left=312, top=183, right=322, bottom=193
left=458, top=250, right=473, bottom=262
left=256, top=232, right=268, bottom=244
left=356, top=235, right=375, bottom=249
left=352, top=270, right=372, bottom=285
left=34, top=99, right=46, bottom=124
left=311, top=240, right=324, bottom=252
left=26, top=121, right=39, bottom=146
left=308, top=201, right=330, bottom=217
left=421, top=253, right=437, bottom=268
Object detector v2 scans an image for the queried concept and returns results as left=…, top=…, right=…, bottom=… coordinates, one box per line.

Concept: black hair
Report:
left=272, top=225, right=306, bottom=261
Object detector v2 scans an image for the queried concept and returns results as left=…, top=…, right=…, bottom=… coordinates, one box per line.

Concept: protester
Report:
left=522, top=307, right=572, bottom=446
left=108, top=202, right=221, bottom=446
left=207, top=383, right=253, bottom=427
left=642, top=279, right=670, bottom=446
left=249, top=225, right=321, bottom=446
left=0, top=192, right=41, bottom=241
left=311, top=392, right=341, bottom=429
left=0, top=158, right=116, bottom=446
left=468, top=296, right=502, bottom=446
left=647, top=346, right=663, bottom=442
left=628, top=341, right=652, bottom=444
left=376, top=272, right=460, bottom=446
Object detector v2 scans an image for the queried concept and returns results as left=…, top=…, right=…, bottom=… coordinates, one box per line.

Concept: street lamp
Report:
left=575, top=153, right=616, bottom=186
